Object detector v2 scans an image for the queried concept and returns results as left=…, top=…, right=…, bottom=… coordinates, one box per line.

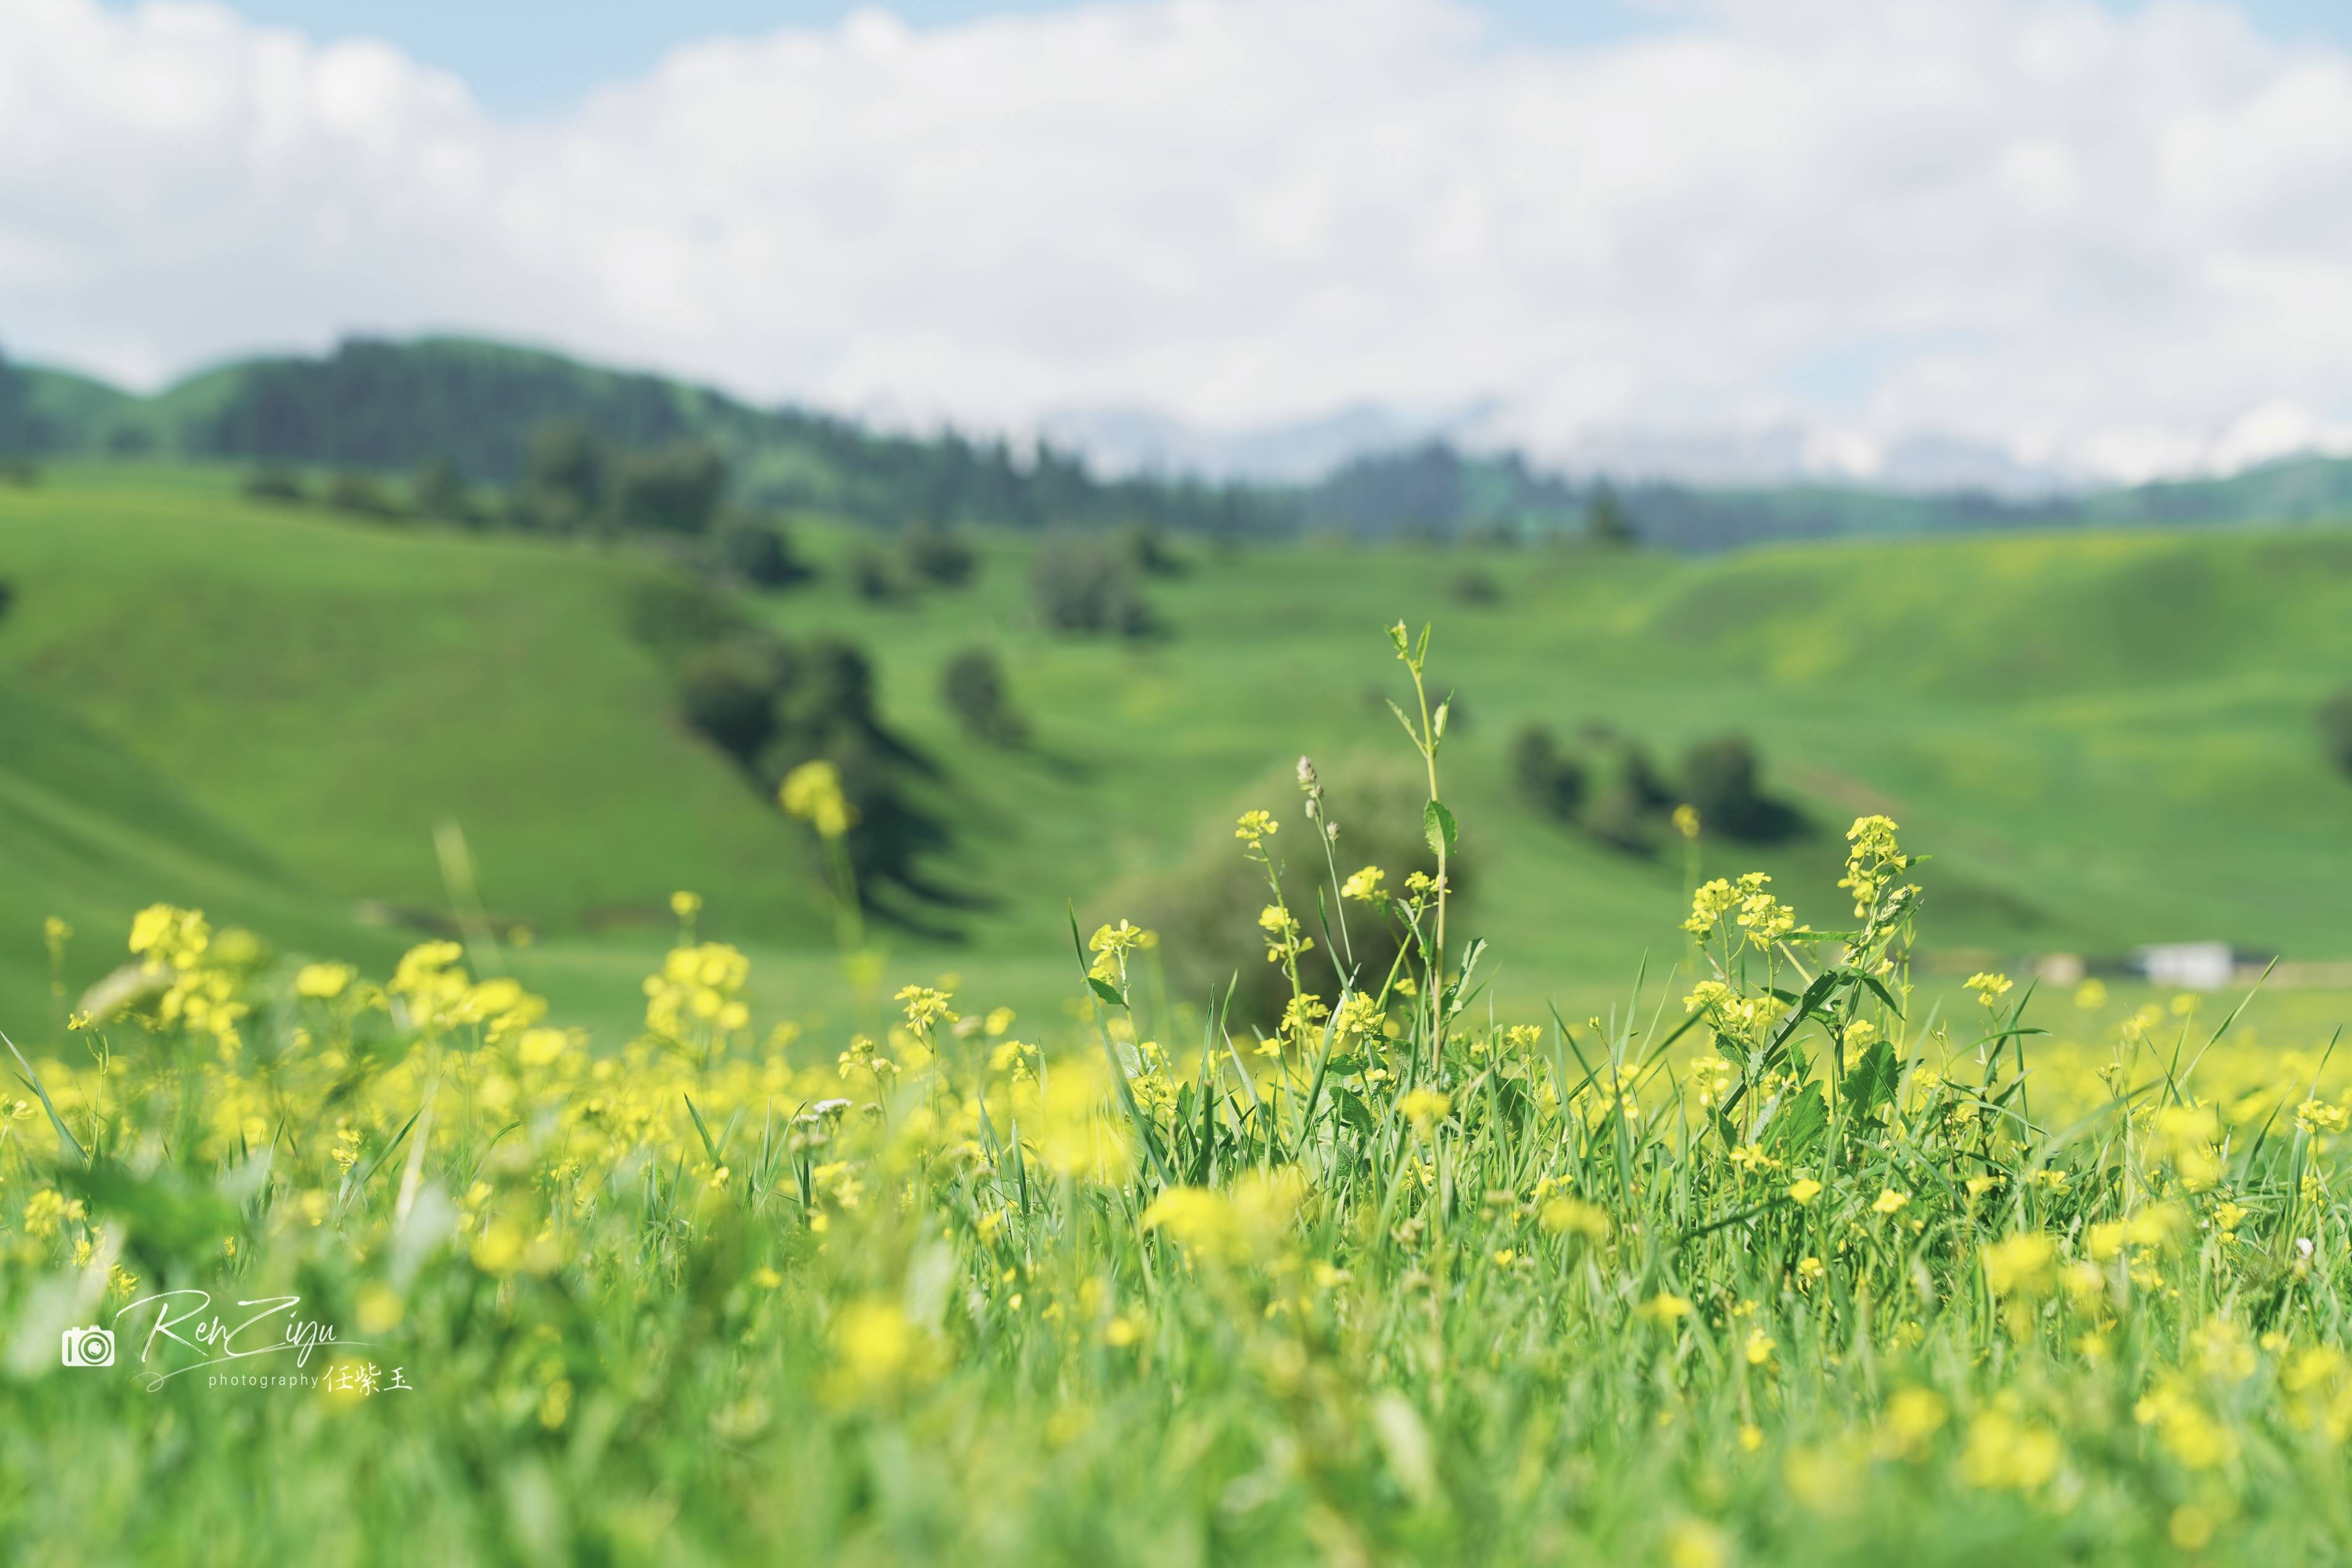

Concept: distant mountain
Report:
left=1301, top=443, right=1584, bottom=538
left=1036, top=403, right=1469, bottom=485
left=2072, top=455, right=2352, bottom=528
left=0, top=356, right=138, bottom=455
left=0, top=337, right=1293, bottom=537
left=2, top=335, right=2348, bottom=551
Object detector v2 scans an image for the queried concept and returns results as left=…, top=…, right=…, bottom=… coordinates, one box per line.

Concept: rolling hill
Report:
left=0, top=673, right=388, bottom=1032
left=0, top=468, right=832, bottom=989
left=7, top=335, right=2352, bottom=550
left=1, top=462, right=2348, bottom=1040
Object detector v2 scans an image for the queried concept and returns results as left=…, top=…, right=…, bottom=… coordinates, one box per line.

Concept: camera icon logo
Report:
left=61, top=1326, right=114, bottom=1368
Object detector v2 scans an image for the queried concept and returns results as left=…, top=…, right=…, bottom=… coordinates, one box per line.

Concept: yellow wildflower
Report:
left=779, top=760, right=856, bottom=838
left=1397, top=1088, right=1450, bottom=1131
left=1963, top=972, right=2013, bottom=1010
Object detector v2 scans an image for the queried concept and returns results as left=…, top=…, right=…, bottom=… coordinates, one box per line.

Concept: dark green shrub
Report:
left=770, top=637, right=879, bottom=741
left=755, top=637, right=950, bottom=908
left=676, top=638, right=788, bottom=766
left=1680, top=733, right=1802, bottom=842
left=1582, top=778, right=1653, bottom=856
left=1122, top=522, right=1186, bottom=578
left=717, top=517, right=812, bottom=590
left=1033, top=546, right=1153, bottom=637
left=325, top=471, right=399, bottom=518
left=1578, top=741, right=1673, bottom=856
left=904, top=525, right=978, bottom=588
left=1620, top=739, right=1676, bottom=812
left=626, top=574, right=754, bottom=666
left=2322, top=685, right=2352, bottom=778
left=660, top=613, right=952, bottom=911
left=1681, top=734, right=1764, bottom=836
left=941, top=647, right=1027, bottom=746
left=411, top=457, right=475, bottom=523
left=848, top=547, right=903, bottom=603
left=1449, top=569, right=1502, bottom=606
left=524, top=420, right=608, bottom=530
left=1512, top=723, right=1587, bottom=821
left=243, top=467, right=306, bottom=504
left=1588, top=482, right=1636, bottom=547
left=1118, top=762, right=1462, bottom=1032
left=615, top=442, right=726, bottom=534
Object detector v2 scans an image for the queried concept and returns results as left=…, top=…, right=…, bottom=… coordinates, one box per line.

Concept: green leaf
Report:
left=683, top=1093, right=722, bottom=1163
left=1088, top=975, right=1126, bottom=1009
left=1762, top=1083, right=1829, bottom=1160
left=1856, top=971, right=1907, bottom=1019
left=351, top=1105, right=424, bottom=1191
left=1423, top=799, right=1458, bottom=858
left=1840, top=1040, right=1898, bottom=1115
left=3, top=1027, right=85, bottom=1163
left=56, top=1159, right=236, bottom=1259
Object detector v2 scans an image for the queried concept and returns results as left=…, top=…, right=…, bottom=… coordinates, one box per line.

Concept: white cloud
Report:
left=5, top=0, right=2352, bottom=482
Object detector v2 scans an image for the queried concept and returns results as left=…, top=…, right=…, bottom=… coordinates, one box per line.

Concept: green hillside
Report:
left=766, top=521, right=2352, bottom=982
left=0, top=468, right=832, bottom=987
left=0, top=674, right=388, bottom=1028
left=9, top=334, right=2352, bottom=549
left=2, top=463, right=2348, bottom=1038
left=0, top=337, right=1288, bottom=535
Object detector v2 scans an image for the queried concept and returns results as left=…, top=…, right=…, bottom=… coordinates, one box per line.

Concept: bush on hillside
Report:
left=1618, top=736, right=1676, bottom=812
left=1582, top=779, right=1652, bottom=856
left=1033, top=545, right=1155, bottom=637
left=1449, top=568, right=1502, bottom=606
left=756, top=639, right=951, bottom=908
left=523, top=419, right=608, bottom=530
left=663, top=616, right=952, bottom=911
left=1587, top=482, right=1637, bottom=548
left=717, top=516, right=812, bottom=590
left=242, top=467, right=306, bottom=504
left=411, top=457, right=476, bottom=524
left=677, top=639, right=790, bottom=767
left=2322, top=684, right=2352, bottom=779
left=1119, top=762, right=1464, bottom=1032
left=1122, top=522, right=1187, bottom=578
left=615, top=441, right=727, bottom=534
left=1468, top=520, right=1522, bottom=549
left=1511, top=723, right=1588, bottom=822
left=1679, top=732, right=1803, bottom=843
left=847, top=546, right=905, bottom=603
left=325, top=470, right=400, bottom=519
left=903, top=525, right=978, bottom=588
left=941, top=647, right=1028, bottom=747
left=1580, top=740, right=1676, bottom=856
left=626, top=574, right=755, bottom=666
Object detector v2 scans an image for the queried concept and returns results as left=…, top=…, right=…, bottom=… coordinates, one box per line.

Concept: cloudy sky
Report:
left=7, top=0, right=2352, bottom=485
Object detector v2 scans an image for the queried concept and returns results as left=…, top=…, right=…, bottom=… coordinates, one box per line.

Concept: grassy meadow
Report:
left=2, top=464, right=2350, bottom=1047
left=0, top=595, right=2349, bottom=1563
